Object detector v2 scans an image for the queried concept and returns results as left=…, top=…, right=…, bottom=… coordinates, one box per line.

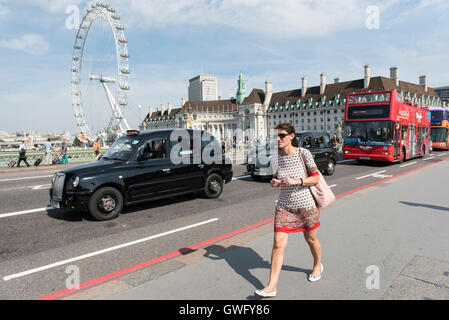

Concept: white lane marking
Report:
left=329, top=184, right=337, bottom=188
left=2, top=218, right=219, bottom=281
left=30, top=184, right=51, bottom=190
left=338, top=159, right=356, bottom=163
left=232, top=174, right=251, bottom=180
left=0, top=175, right=53, bottom=183
left=423, top=157, right=435, bottom=161
left=0, top=207, right=52, bottom=219
left=437, top=153, right=447, bottom=156
left=400, top=161, right=417, bottom=168
left=355, top=170, right=387, bottom=180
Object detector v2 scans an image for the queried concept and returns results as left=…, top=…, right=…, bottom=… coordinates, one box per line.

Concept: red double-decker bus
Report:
left=343, top=90, right=431, bottom=163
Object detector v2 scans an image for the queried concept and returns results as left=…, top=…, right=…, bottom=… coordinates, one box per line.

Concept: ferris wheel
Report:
left=71, top=2, right=130, bottom=142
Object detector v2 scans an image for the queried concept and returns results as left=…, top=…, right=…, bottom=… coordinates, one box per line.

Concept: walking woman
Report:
left=255, top=123, right=322, bottom=298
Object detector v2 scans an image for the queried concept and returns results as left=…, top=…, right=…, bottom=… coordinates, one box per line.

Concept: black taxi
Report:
left=246, top=131, right=338, bottom=180
left=49, top=129, right=233, bottom=220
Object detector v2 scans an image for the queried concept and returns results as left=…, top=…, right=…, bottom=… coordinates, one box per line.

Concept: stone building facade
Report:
left=142, top=66, right=445, bottom=143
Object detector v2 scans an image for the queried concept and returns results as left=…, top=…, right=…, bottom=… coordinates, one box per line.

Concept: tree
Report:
left=73, top=136, right=82, bottom=147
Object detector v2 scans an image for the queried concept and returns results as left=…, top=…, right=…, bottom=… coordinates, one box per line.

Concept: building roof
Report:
left=267, top=76, right=440, bottom=109
left=180, top=99, right=239, bottom=113
left=242, top=89, right=265, bottom=105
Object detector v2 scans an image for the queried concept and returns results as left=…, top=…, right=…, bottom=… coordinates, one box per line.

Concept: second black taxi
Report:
left=49, top=129, right=233, bottom=221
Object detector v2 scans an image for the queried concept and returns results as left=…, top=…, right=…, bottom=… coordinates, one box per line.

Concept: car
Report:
left=49, top=129, right=233, bottom=221
left=246, top=131, right=338, bottom=180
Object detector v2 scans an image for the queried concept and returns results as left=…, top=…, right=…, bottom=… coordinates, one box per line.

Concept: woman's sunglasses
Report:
left=277, top=133, right=290, bottom=139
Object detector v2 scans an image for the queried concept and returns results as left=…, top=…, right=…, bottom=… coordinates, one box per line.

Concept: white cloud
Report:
left=111, top=0, right=396, bottom=38
left=0, top=4, right=9, bottom=16
left=0, top=34, right=51, bottom=55
left=1, top=0, right=84, bottom=14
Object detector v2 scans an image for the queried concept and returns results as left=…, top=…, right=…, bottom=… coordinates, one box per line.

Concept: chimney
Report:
left=160, top=104, right=165, bottom=115
left=181, top=98, right=187, bottom=107
left=301, top=77, right=307, bottom=97
left=168, top=102, right=172, bottom=114
left=419, top=75, right=427, bottom=92
left=390, top=67, right=399, bottom=86
left=265, top=81, right=273, bottom=95
left=149, top=105, right=153, bottom=117
left=334, top=78, right=340, bottom=84
left=320, top=74, right=326, bottom=95
left=364, top=65, right=371, bottom=88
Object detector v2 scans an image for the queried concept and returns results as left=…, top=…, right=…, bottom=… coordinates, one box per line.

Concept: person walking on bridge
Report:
left=17, top=141, right=30, bottom=167
left=255, top=123, right=322, bottom=298
left=44, top=138, right=56, bottom=166
left=93, top=138, right=101, bottom=160
left=59, top=140, right=68, bottom=164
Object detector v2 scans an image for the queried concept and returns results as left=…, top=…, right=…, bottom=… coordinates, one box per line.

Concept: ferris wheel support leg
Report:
left=101, top=81, right=129, bottom=134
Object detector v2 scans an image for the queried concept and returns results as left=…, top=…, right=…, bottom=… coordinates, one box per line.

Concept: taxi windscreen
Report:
left=102, top=135, right=144, bottom=161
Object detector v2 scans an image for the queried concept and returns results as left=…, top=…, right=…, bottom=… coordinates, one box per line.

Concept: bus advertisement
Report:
left=430, top=108, right=449, bottom=150
left=343, top=90, right=431, bottom=163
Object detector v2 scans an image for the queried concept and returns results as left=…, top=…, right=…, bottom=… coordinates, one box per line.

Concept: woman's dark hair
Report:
left=275, top=122, right=299, bottom=147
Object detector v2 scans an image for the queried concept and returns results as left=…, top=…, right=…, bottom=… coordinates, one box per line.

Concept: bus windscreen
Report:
left=431, top=127, right=448, bottom=142
left=431, top=111, right=444, bottom=120
left=347, top=104, right=390, bottom=120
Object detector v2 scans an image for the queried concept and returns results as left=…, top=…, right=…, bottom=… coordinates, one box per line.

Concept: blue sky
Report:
left=0, top=0, right=448, bottom=134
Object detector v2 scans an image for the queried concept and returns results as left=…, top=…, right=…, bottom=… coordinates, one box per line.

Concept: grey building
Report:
left=434, top=86, right=449, bottom=99
left=188, top=75, right=218, bottom=101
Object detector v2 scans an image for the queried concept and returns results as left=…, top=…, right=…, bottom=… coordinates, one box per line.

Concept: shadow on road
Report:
left=399, top=201, right=449, bottom=212
left=202, top=244, right=310, bottom=300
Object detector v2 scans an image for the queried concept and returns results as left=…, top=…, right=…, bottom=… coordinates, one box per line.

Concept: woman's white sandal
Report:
left=254, top=289, right=277, bottom=297
left=308, top=263, right=323, bottom=282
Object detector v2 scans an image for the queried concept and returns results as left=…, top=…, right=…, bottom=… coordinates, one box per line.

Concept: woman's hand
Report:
left=280, top=176, right=298, bottom=185
left=270, top=178, right=281, bottom=187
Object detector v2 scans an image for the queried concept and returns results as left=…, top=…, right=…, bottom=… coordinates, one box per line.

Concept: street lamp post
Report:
left=138, top=105, right=142, bottom=130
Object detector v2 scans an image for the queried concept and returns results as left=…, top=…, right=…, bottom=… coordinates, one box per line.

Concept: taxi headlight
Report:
left=73, top=176, right=80, bottom=188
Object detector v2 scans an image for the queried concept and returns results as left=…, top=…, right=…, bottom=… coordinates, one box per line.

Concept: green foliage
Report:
left=73, top=136, right=82, bottom=147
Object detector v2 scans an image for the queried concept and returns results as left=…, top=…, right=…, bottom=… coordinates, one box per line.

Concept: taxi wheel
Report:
left=88, top=187, right=123, bottom=221
left=204, top=173, right=223, bottom=199
left=324, top=159, right=336, bottom=176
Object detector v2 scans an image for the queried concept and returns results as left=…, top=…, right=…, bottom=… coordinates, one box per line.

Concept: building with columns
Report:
left=142, top=67, right=445, bottom=143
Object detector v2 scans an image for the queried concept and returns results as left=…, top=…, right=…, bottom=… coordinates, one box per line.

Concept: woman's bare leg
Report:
left=263, top=232, right=288, bottom=291
left=303, top=229, right=322, bottom=276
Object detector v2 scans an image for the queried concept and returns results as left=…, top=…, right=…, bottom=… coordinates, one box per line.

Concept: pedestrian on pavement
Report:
left=93, top=137, right=101, bottom=160
left=44, top=138, right=56, bottom=166
left=59, top=140, right=68, bottom=164
left=255, top=122, right=321, bottom=298
left=221, top=139, right=226, bottom=154
left=17, top=141, right=30, bottom=167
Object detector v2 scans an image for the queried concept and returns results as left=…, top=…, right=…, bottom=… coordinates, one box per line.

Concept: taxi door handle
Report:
left=163, top=168, right=171, bottom=173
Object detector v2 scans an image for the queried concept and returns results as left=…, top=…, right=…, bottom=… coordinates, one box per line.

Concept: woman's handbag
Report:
left=299, top=148, right=336, bottom=209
